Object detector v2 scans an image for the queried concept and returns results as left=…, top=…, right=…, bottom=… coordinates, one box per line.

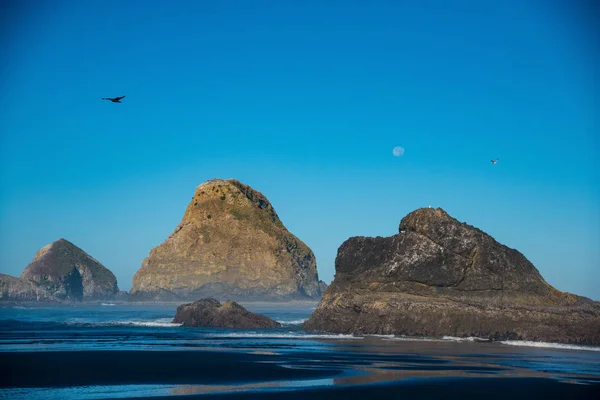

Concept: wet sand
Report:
left=2, top=339, right=599, bottom=399
left=142, top=378, right=600, bottom=400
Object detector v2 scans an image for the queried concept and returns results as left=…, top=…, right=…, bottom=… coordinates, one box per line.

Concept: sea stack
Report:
left=130, top=179, right=322, bottom=301
left=303, top=208, right=600, bottom=345
left=20, top=239, right=119, bottom=301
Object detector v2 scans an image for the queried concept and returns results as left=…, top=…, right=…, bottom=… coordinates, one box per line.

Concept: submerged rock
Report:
left=173, top=298, right=281, bottom=328
left=303, top=208, right=600, bottom=345
left=130, top=179, right=323, bottom=301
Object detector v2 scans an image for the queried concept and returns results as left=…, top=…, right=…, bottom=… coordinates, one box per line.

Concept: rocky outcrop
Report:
left=303, top=208, right=600, bottom=345
left=0, top=273, right=53, bottom=302
left=173, top=298, right=281, bottom=328
left=114, top=291, right=130, bottom=301
left=14, top=239, right=119, bottom=301
left=130, top=179, right=322, bottom=301
left=318, top=280, right=329, bottom=295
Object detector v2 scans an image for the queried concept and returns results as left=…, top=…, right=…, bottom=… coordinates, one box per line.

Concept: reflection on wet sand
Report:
left=171, top=379, right=336, bottom=396
left=166, top=337, right=600, bottom=397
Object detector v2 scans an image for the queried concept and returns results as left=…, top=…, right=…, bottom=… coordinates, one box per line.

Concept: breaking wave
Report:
left=118, top=318, right=182, bottom=328
left=276, top=319, right=307, bottom=326
left=382, top=336, right=440, bottom=342
left=205, top=332, right=363, bottom=340
left=442, top=336, right=489, bottom=343
left=500, top=340, right=600, bottom=352
left=63, top=318, right=182, bottom=328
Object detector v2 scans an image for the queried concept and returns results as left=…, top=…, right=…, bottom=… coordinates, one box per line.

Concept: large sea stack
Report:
left=19, top=239, right=119, bottom=301
left=130, top=179, right=323, bottom=301
left=303, top=208, right=600, bottom=345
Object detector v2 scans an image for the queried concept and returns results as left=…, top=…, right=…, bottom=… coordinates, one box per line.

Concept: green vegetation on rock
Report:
left=130, top=179, right=323, bottom=301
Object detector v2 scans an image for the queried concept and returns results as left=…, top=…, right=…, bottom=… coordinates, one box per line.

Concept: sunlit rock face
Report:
left=130, top=179, right=322, bottom=301
left=304, top=208, right=600, bottom=345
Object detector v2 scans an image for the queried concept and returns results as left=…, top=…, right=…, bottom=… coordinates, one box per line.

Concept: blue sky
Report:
left=1, top=0, right=598, bottom=299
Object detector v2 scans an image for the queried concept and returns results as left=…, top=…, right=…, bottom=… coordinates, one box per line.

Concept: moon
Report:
left=392, top=146, right=405, bottom=157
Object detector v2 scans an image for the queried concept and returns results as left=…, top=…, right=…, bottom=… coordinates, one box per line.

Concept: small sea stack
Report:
left=1, top=239, right=120, bottom=302
left=173, top=298, right=281, bottom=328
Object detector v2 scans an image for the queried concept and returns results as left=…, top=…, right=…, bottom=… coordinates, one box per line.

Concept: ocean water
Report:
left=0, top=303, right=599, bottom=399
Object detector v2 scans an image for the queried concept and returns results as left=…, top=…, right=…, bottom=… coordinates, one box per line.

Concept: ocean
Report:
left=1, top=302, right=599, bottom=399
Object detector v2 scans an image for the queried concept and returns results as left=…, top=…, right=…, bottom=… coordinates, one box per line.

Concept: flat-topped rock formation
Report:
left=303, top=208, right=600, bottom=345
left=1, top=239, right=119, bottom=302
left=130, top=179, right=323, bottom=301
left=173, top=298, right=281, bottom=328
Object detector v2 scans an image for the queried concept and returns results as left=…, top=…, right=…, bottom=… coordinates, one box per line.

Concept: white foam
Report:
left=365, top=334, right=396, bottom=339
left=382, top=336, right=439, bottom=342
left=205, top=332, right=363, bottom=340
left=122, top=319, right=182, bottom=328
left=381, top=335, right=479, bottom=342
left=276, top=319, right=307, bottom=326
left=500, top=340, right=600, bottom=352
left=66, top=318, right=182, bottom=328
left=442, top=336, right=488, bottom=342
left=101, top=303, right=116, bottom=306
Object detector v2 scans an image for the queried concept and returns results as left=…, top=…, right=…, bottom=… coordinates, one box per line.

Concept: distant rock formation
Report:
left=173, top=298, right=281, bottom=328
left=303, top=208, right=600, bottom=345
left=114, top=291, right=129, bottom=301
left=1, top=239, right=119, bottom=302
left=130, top=179, right=323, bottom=301
left=0, top=273, right=53, bottom=302
left=318, top=280, right=329, bottom=295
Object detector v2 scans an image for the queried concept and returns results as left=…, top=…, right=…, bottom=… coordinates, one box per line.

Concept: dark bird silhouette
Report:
left=491, top=158, right=499, bottom=164
left=102, top=96, right=126, bottom=103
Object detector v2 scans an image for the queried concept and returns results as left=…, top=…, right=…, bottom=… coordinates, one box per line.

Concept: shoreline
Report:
left=124, top=378, right=600, bottom=400
left=2, top=302, right=599, bottom=350
left=1, top=349, right=599, bottom=399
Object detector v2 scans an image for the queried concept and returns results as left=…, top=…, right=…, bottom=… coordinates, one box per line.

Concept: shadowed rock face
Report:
left=173, top=298, right=281, bottom=328
left=303, top=208, right=600, bottom=345
left=318, top=280, right=329, bottom=295
left=20, top=239, right=118, bottom=301
left=130, top=179, right=322, bottom=301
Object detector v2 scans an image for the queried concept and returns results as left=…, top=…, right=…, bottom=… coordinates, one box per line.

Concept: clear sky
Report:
left=1, top=0, right=598, bottom=299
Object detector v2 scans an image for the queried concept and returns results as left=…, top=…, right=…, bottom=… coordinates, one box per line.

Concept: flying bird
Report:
left=102, top=96, right=126, bottom=103
left=490, top=158, right=499, bottom=164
